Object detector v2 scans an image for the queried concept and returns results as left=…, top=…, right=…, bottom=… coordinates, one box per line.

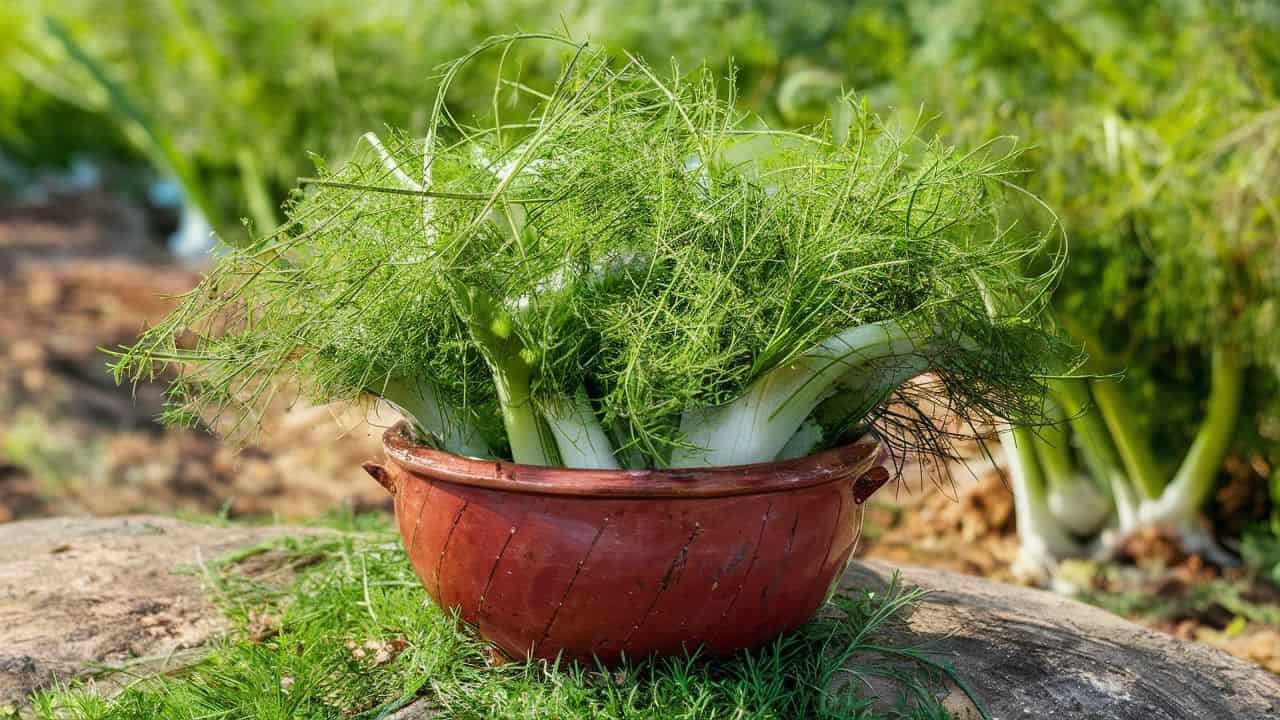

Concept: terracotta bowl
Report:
left=363, top=422, right=888, bottom=663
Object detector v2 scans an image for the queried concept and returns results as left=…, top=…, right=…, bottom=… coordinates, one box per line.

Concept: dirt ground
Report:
left=0, top=192, right=394, bottom=522
left=1, top=191, right=1276, bottom=674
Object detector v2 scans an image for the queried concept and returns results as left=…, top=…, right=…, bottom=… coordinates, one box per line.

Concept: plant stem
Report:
left=542, top=388, right=619, bottom=469
left=1034, top=406, right=1110, bottom=536
left=44, top=17, right=219, bottom=239
left=379, top=378, right=490, bottom=458
left=235, top=147, right=280, bottom=233
left=1050, top=377, right=1139, bottom=530
left=1032, top=405, right=1076, bottom=488
left=458, top=288, right=558, bottom=466
left=776, top=354, right=930, bottom=461
left=776, top=418, right=825, bottom=461
left=669, top=321, right=921, bottom=467
left=1142, top=347, right=1244, bottom=524
left=1003, top=425, right=1083, bottom=572
left=1089, top=377, right=1164, bottom=500
left=491, top=351, right=555, bottom=466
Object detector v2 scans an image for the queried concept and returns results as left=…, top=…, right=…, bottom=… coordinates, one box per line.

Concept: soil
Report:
left=1, top=190, right=1277, bottom=676
left=0, top=192, right=393, bottom=523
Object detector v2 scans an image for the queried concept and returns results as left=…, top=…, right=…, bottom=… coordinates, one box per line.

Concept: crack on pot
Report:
left=718, top=537, right=752, bottom=579
left=476, top=525, right=518, bottom=632
left=619, top=521, right=701, bottom=649
left=406, top=482, right=435, bottom=559
left=433, top=499, right=470, bottom=601
left=535, top=515, right=610, bottom=651
left=706, top=501, right=772, bottom=639
left=783, top=510, right=800, bottom=558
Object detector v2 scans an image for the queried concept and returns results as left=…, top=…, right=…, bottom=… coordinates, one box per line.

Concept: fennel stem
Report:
left=458, top=288, right=559, bottom=466
left=1033, top=402, right=1110, bottom=536
left=379, top=378, right=491, bottom=458
left=1004, top=425, right=1082, bottom=571
left=1142, top=346, right=1244, bottom=524
left=1089, top=378, right=1164, bottom=500
left=670, top=321, right=920, bottom=467
left=1050, top=377, right=1139, bottom=529
left=542, top=389, right=621, bottom=470
left=1031, top=407, right=1076, bottom=490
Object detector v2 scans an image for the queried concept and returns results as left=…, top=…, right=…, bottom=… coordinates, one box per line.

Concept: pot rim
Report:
left=381, top=421, right=882, bottom=499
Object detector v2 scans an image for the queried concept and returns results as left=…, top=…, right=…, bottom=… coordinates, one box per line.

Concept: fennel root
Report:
left=1004, top=426, right=1083, bottom=578
left=1033, top=402, right=1110, bottom=536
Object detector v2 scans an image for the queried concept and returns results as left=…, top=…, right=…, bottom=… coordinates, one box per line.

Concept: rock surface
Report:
left=838, top=561, right=1280, bottom=720
left=2, top=516, right=1277, bottom=718
left=0, top=515, right=316, bottom=704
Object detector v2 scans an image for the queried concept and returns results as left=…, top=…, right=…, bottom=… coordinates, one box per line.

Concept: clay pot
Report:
left=364, top=422, right=889, bottom=663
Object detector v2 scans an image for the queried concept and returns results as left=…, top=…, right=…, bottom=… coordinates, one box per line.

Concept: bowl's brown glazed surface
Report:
left=366, top=422, right=887, bottom=663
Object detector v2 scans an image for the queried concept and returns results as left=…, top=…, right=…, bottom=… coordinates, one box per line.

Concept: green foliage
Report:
left=1242, top=526, right=1280, bottom=587
left=110, top=37, right=1067, bottom=467
left=894, top=0, right=1280, bottom=462
left=0, top=3, right=135, bottom=191
left=30, top=524, right=969, bottom=720
left=6, top=0, right=562, bottom=235
left=2, top=0, right=918, bottom=238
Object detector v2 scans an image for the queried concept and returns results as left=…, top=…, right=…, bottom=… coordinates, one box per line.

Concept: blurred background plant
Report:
left=0, top=0, right=911, bottom=249
left=1, top=0, right=1277, bottom=672
left=868, top=0, right=1280, bottom=581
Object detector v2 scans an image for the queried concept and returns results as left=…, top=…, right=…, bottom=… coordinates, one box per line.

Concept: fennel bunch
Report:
left=112, top=37, right=1070, bottom=469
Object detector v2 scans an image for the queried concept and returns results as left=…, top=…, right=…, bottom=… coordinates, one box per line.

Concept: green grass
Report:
left=1061, top=556, right=1280, bottom=631
left=1079, top=579, right=1280, bottom=629
left=0, top=409, right=100, bottom=499
left=29, top=520, right=976, bottom=720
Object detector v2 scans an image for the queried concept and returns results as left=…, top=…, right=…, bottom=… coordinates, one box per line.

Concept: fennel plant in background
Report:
left=111, top=37, right=1069, bottom=472
left=880, top=0, right=1280, bottom=572
left=564, top=0, right=914, bottom=125
left=5, top=0, right=555, bottom=241
left=3, top=0, right=914, bottom=242
left=0, top=4, right=137, bottom=196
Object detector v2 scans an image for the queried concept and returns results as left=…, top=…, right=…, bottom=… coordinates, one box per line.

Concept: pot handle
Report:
left=850, top=440, right=891, bottom=505
left=362, top=461, right=398, bottom=497
left=851, top=466, right=890, bottom=504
